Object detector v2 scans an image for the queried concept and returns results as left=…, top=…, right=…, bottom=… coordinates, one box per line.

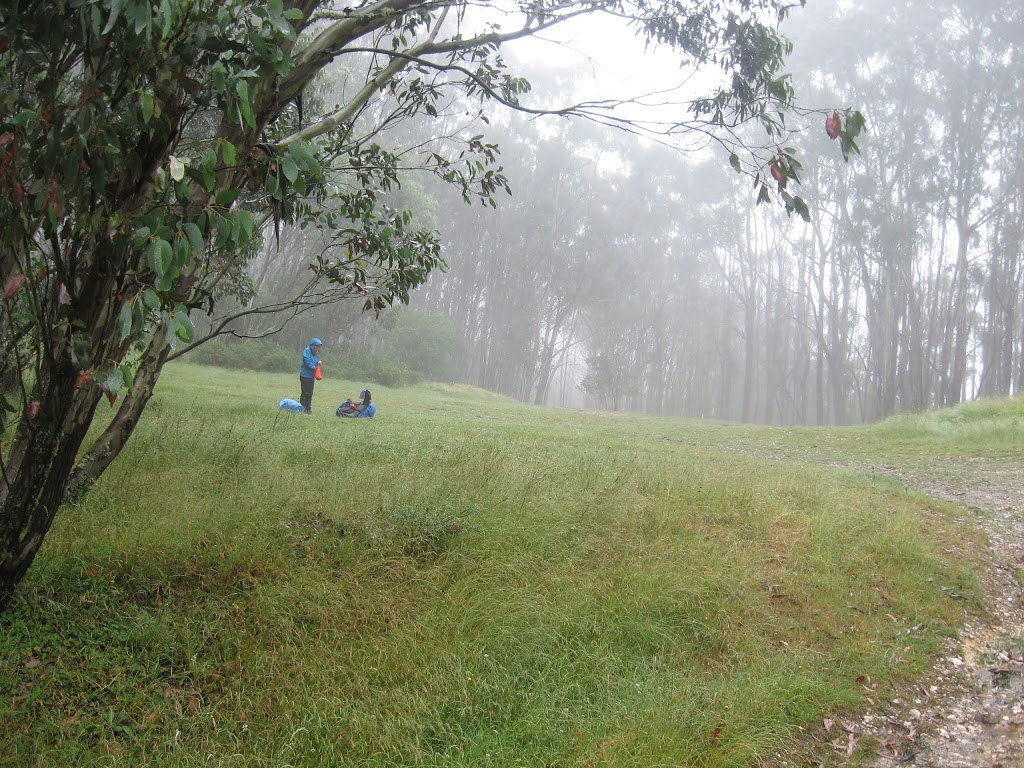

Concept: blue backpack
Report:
left=336, top=400, right=376, bottom=418
left=337, top=389, right=376, bottom=418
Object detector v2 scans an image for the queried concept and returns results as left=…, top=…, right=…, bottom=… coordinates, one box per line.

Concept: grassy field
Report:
left=2, top=363, right=1016, bottom=767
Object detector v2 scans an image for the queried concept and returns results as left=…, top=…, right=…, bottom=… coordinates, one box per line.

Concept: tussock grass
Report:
left=0, top=363, right=991, bottom=766
left=872, top=394, right=1024, bottom=454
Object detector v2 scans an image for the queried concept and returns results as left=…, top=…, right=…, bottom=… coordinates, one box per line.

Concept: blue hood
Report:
left=309, top=337, right=322, bottom=347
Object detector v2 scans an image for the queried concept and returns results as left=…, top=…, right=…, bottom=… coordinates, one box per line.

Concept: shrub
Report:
left=337, top=351, right=419, bottom=388
left=387, top=310, right=457, bottom=380
left=183, top=338, right=295, bottom=373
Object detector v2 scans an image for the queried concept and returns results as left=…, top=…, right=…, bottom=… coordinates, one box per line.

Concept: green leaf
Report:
left=242, top=100, right=256, bottom=130
left=130, top=0, right=152, bottom=36
left=173, top=306, right=195, bottom=342
left=120, top=364, right=135, bottom=392
left=249, top=29, right=269, bottom=57
left=729, top=153, right=741, bottom=173
left=147, top=239, right=173, bottom=276
left=840, top=137, right=860, bottom=162
left=118, top=300, right=133, bottom=341
left=270, top=15, right=295, bottom=38
left=159, top=0, right=174, bottom=37
left=143, top=288, right=161, bottom=309
left=215, top=189, right=241, bottom=207
left=794, top=196, right=811, bottom=223
left=132, top=226, right=151, bottom=250
left=215, top=213, right=232, bottom=245
left=201, top=148, right=217, bottom=191
left=288, top=140, right=314, bottom=169
left=211, top=61, right=227, bottom=93
left=102, top=0, right=127, bottom=34
left=103, top=367, right=124, bottom=395
left=140, top=91, right=154, bottom=124
left=182, top=222, right=204, bottom=252
left=13, top=109, right=38, bottom=129
left=282, top=154, right=298, bottom=183
left=173, top=234, right=191, bottom=267
left=236, top=209, right=254, bottom=241
left=219, top=140, right=237, bottom=167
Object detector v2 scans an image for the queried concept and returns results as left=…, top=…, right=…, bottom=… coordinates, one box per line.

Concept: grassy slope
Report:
left=2, top=364, right=1014, bottom=767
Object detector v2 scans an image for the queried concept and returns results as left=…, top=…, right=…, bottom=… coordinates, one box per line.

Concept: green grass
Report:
left=1, top=363, right=1002, bottom=766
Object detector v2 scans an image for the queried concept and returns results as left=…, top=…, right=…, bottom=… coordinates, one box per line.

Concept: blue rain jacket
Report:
left=299, top=338, right=322, bottom=378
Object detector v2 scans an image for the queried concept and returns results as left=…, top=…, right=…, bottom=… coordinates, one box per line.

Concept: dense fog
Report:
left=225, top=0, right=1024, bottom=425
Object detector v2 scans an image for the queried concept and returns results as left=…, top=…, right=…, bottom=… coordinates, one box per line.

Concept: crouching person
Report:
left=337, top=389, right=376, bottom=418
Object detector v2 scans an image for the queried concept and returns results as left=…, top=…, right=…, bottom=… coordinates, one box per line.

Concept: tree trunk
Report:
left=0, top=374, right=103, bottom=609
left=64, top=326, right=173, bottom=505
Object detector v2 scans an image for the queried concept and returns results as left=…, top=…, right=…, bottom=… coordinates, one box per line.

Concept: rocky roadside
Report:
left=854, top=458, right=1024, bottom=768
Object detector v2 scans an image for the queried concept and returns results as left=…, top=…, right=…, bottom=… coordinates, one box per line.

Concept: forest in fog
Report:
left=214, top=0, right=1024, bottom=426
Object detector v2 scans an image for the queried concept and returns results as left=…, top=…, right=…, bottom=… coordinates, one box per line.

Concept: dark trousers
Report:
left=299, top=376, right=315, bottom=413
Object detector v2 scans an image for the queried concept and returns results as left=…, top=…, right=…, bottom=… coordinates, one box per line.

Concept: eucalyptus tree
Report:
left=412, top=109, right=608, bottom=402
left=978, top=139, right=1024, bottom=397
left=784, top=0, right=1024, bottom=416
left=574, top=144, right=734, bottom=417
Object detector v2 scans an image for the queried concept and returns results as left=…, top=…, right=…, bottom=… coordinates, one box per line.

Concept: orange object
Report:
left=313, top=361, right=323, bottom=380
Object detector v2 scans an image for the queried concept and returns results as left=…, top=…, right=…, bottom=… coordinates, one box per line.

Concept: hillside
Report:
left=2, top=364, right=1019, bottom=767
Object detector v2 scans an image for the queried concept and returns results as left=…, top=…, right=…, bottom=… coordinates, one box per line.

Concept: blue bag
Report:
left=278, top=398, right=305, bottom=413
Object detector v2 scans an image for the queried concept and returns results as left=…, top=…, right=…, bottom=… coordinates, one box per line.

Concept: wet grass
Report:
left=0, top=363, right=1001, bottom=767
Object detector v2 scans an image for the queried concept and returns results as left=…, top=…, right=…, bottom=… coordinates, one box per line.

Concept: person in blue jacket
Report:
left=298, top=337, right=323, bottom=414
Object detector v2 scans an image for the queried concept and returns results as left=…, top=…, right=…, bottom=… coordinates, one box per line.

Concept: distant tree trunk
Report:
left=945, top=230, right=973, bottom=405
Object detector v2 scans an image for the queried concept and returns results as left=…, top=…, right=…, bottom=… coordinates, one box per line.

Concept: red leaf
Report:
left=770, top=161, right=786, bottom=188
left=106, top=391, right=117, bottom=406
left=825, top=110, right=840, bottom=140
left=75, top=370, right=94, bottom=388
left=3, top=274, right=25, bottom=300
left=26, top=400, right=40, bottom=419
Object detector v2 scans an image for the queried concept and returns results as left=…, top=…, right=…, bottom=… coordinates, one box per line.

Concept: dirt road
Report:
left=856, top=457, right=1024, bottom=767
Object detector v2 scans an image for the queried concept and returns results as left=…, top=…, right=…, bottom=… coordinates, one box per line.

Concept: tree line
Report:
left=396, top=0, right=1022, bottom=424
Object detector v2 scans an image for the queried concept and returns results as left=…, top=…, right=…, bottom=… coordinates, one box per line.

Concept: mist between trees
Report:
left=199, top=0, right=1023, bottom=427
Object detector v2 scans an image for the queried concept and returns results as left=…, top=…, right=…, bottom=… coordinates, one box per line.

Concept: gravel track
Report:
left=859, top=457, right=1024, bottom=768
